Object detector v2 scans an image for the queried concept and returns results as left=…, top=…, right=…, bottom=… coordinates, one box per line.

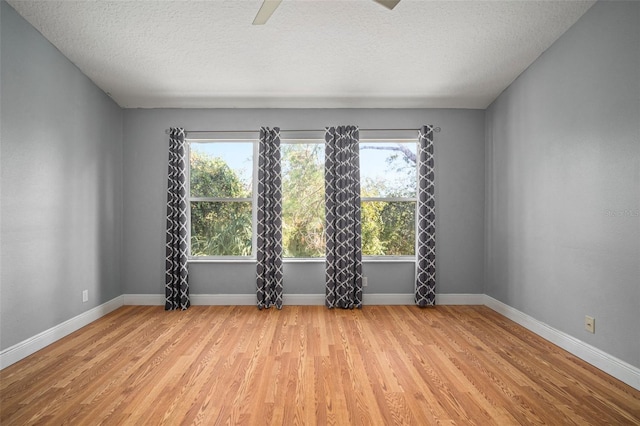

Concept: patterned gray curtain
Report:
left=165, top=127, right=190, bottom=310
left=415, top=125, right=436, bottom=306
left=256, top=127, right=284, bottom=309
left=324, top=126, right=363, bottom=309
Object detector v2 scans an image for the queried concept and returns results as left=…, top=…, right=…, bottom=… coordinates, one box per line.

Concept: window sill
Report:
left=188, top=258, right=256, bottom=264
left=284, top=258, right=324, bottom=263
left=363, top=257, right=415, bottom=263
left=188, top=257, right=415, bottom=264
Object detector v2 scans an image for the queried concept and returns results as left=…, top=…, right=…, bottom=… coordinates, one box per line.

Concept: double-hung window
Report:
left=188, top=141, right=255, bottom=258
left=360, top=141, right=418, bottom=257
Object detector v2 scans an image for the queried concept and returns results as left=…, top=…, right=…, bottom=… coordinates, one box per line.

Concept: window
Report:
left=280, top=140, right=417, bottom=258
left=360, top=142, right=417, bottom=256
left=187, top=138, right=417, bottom=259
left=188, top=142, right=254, bottom=257
left=281, top=143, right=325, bottom=258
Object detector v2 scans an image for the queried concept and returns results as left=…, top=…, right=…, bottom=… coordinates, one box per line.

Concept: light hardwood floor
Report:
left=1, top=305, right=639, bottom=425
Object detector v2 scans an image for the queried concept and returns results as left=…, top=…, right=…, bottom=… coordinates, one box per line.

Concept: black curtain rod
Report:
left=165, top=127, right=441, bottom=135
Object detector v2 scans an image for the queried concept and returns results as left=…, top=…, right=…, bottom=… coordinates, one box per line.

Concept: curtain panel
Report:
left=415, top=125, right=436, bottom=306
left=256, top=127, right=284, bottom=309
left=324, top=126, right=363, bottom=309
left=165, top=127, right=190, bottom=310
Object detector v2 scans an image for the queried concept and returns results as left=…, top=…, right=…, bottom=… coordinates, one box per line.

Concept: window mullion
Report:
left=190, top=197, right=252, bottom=202
left=361, top=197, right=416, bottom=202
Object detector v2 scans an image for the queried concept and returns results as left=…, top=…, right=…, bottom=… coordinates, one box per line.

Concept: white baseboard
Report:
left=192, top=294, right=256, bottom=305
left=283, top=294, right=325, bottom=305
left=123, top=294, right=165, bottom=305
left=123, top=293, right=485, bottom=307
left=484, top=296, right=640, bottom=391
left=123, top=293, right=258, bottom=306
left=436, top=293, right=485, bottom=305
left=364, top=293, right=413, bottom=304
left=0, top=296, right=124, bottom=370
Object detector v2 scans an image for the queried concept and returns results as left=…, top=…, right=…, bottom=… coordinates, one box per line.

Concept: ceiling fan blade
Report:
left=373, top=0, right=401, bottom=10
left=253, top=0, right=283, bottom=25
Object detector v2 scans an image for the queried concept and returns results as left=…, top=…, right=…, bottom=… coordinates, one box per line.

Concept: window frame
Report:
left=186, top=138, right=258, bottom=260
left=280, top=139, right=326, bottom=259
left=359, top=139, right=418, bottom=260
left=185, top=136, right=419, bottom=261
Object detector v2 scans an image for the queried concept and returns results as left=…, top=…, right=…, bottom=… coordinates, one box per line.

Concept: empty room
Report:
left=1, top=0, right=639, bottom=424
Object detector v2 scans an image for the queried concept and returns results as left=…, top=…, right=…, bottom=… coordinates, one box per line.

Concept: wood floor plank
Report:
left=1, top=305, right=639, bottom=425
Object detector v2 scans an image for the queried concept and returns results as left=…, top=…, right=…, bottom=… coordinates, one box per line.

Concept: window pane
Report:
left=190, top=142, right=252, bottom=198
left=360, top=142, right=417, bottom=198
left=282, top=144, right=325, bottom=258
left=190, top=201, right=252, bottom=256
left=362, top=201, right=415, bottom=256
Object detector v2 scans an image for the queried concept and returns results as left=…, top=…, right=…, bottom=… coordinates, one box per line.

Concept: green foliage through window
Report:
left=187, top=140, right=417, bottom=258
left=282, top=144, right=325, bottom=257
left=360, top=142, right=417, bottom=256
left=189, top=143, right=252, bottom=257
left=362, top=201, right=415, bottom=256
left=190, top=201, right=252, bottom=256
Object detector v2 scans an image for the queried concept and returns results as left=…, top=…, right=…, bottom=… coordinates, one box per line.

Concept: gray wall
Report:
left=485, top=0, right=639, bottom=367
left=122, top=109, right=485, bottom=296
left=0, top=2, right=123, bottom=350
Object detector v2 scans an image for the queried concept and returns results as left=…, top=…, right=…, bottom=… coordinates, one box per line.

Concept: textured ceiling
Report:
left=7, top=0, right=595, bottom=109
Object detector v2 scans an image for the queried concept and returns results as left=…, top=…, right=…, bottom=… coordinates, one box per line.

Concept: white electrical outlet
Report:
left=585, top=315, right=595, bottom=333
left=82, top=290, right=89, bottom=303
left=362, top=277, right=368, bottom=287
